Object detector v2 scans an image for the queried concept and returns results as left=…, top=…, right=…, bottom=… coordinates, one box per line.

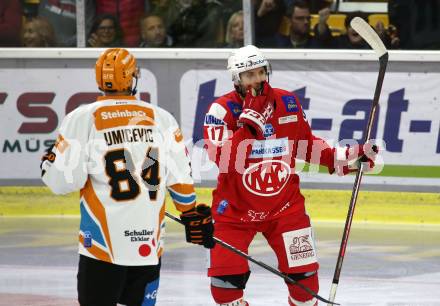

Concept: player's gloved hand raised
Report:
left=180, top=204, right=215, bottom=249
left=331, top=143, right=379, bottom=176
left=239, top=81, right=275, bottom=136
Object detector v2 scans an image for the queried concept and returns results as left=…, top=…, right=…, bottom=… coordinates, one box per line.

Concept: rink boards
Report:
left=0, top=49, right=439, bottom=191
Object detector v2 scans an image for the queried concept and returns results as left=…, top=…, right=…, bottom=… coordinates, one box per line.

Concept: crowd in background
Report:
left=1, top=0, right=439, bottom=50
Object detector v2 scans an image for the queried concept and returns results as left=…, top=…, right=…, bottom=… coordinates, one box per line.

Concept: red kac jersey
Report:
left=203, top=88, right=336, bottom=223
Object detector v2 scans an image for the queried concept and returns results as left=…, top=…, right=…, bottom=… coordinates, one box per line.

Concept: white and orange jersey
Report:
left=41, top=96, right=195, bottom=266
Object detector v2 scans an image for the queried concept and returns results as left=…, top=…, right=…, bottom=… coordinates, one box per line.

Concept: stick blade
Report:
left=350, top=17, right=387, bottom=58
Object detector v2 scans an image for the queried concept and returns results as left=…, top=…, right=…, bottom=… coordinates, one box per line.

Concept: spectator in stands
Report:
left=283, top=0, right=332, bottom=13
left=87, top=14, right=123, bottom=47
left=95, top=0, right=147, bottom=47
left=331, top=13, right=370, bottom=49
left=38, top=0, right=95, bottom=47
left=0, top=0, right=22, bottom=47
left=373, top=19, right=400, bottom=50
left=224, top=10, right=244, bottom=48
left=21, top=17, right=56, bottom=47
left=389, top=0, right=440, bottom=49
left=219, top=0, right=242, bottom=31
left=276, top=0, right=332, bottom=48
left=139, top=14, right=173, bottom=47
left=254, top=0, right=286, bottom=47
left=168, top=0, right=224, bottom=48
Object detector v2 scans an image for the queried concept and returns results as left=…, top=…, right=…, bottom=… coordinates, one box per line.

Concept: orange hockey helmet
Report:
left=95, top=48, right=139, bottom=93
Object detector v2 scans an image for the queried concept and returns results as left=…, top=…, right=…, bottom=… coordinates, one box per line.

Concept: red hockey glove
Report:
left=239, top=81, right=275, bottom=136
left=330, top=143, right=379, bottom=176
left=180, top=204, right=215, bottom=249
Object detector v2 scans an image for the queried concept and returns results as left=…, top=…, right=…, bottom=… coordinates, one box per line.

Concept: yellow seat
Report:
left=278, top=16, right=291, bottom=36
left=368, top=14, right=389, bottom=29
left=327, top=14, right=347, bottom=36
left=310, top=14, right=319, bottom=34
left=310, top=14, right=346, bottom=36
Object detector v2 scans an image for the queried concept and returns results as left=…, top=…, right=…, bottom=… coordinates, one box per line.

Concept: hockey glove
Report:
left=180, top=204, right=215, bottom=249
left=331, top=143, right=379, bottom=176
left=40, top=144, right=56, bottom=176
left=238, top=81, right=275, bottom=136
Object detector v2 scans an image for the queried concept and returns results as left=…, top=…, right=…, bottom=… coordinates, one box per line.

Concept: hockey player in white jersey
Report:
left=41, top=48, right=215, bottom=306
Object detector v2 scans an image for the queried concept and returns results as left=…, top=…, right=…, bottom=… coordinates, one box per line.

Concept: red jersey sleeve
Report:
left=203, top=95, right=255, bottom=174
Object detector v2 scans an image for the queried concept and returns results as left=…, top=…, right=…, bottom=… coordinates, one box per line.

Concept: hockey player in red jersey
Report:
left=203, top=45, right=377, bottom=306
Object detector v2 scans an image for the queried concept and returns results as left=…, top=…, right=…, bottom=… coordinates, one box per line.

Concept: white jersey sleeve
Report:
left=41, top=105, right=91, bottom=194
left=41, top=96, right=195, bottom=266
left=158, top=110, right=196, bottom=213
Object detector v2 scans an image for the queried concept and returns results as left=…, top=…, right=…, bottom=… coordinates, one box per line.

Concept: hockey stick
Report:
left=165, top=211, right=339, bottom=305
left=327, top=17, right=388, bottom=305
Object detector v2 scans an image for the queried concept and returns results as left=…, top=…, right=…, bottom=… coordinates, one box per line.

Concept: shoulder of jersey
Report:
left=212, top=90, right=238, bottom=106
left=273, top=88, right=303, bottom=114
left=65, top=100, right=96, bottom=121
left=149, top=103, right=176, bottom=126
left=210, top=91, right=243, bottom=119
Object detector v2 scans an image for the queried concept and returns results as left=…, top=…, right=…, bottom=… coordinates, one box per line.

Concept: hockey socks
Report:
left=286, top=272, right=319, bottom=306
left=211, top=286, right=248, bottom=306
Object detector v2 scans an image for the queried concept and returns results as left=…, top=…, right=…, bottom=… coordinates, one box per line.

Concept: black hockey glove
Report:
left=40, top=144, right=56, bottom=176
left=180, top=204, right=215, bottom=249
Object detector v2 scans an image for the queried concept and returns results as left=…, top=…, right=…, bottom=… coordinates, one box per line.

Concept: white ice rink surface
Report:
left=1, top=218, right=439, bottom=305
left=1, top=266, right=440, bottom=305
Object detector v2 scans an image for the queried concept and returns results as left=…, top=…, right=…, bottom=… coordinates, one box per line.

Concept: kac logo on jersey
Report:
left=263, top=124, right=274, bottom=138
left=227, top=101, right=242, bottom=118
left=282, top=95, right=299, bottom=112
left=242, top=160, right=291, bottom=196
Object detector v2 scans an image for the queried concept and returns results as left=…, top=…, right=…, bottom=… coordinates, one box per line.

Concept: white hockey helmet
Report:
left=227, top=45, right=271, bottom=84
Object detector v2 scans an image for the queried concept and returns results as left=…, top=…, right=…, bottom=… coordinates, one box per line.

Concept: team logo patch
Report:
left=174, top=128, right=183, bottom=142
left=242, top=160, right=290, bottom=196
left=226, top=101, right=242, bottom=118
left=83, top=231, right=92, bottom=248
left=278, top=115, right=298, bottom=124
left=247, top=210, right=269, bottom=222
left=281, top=95, right=299, bottom=112
left=263, top=123, right=274, bottom=137
left=217, top=200, right=229, bottom=214
left=282, top=227, right=317, bottom=268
